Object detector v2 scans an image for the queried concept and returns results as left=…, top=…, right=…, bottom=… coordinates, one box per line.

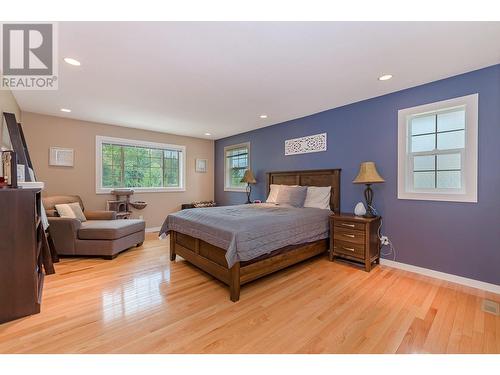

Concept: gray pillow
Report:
left=275, top=185, right=308, bottom=207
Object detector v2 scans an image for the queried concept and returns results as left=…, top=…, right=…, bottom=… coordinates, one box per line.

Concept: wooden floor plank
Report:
left=0, top=234, right=498, bottom=354
left=396, top=307, right=437, bottom=354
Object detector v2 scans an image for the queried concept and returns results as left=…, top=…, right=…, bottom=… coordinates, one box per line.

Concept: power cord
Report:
left=377, top=216, right=397, bottom=261
left=362, top=203, right=397, bottom=261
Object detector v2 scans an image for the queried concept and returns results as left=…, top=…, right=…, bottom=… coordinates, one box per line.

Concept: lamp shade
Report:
left=240, top=169, right=257, bottom=184
left=353, top=162, right=385, bottom=184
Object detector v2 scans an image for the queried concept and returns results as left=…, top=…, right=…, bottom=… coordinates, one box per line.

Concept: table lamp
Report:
left=240, top=169, right=257, bottom=204
left=353, top=161, right=385, bottom=218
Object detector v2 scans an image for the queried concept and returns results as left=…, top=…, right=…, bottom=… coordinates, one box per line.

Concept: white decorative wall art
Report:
left=195, top=158, right=208, bottom=173
left=284, top=133, right=327, bottom=156
left=49, top=147, right=74, bottom=167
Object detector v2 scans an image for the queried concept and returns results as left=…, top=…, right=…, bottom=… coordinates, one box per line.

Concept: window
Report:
left=398, top=94, right=478, bottom=202
left=96, top=136, right=185, bottom=193
left=224, top=142, right=250, bottom=191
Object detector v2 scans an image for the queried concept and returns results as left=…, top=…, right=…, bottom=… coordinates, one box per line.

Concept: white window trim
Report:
left=224, top=142, right=250, bottom=192
left=95, top=135, right=186, bottom=194
left=397, top=94, right=478, bottom=203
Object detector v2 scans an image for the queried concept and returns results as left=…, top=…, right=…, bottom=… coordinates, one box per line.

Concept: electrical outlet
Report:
left=380, top=236, right=389, bottom=246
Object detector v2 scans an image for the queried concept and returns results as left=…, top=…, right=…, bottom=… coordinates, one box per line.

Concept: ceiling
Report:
left=13, top=22, right=500, bottom=140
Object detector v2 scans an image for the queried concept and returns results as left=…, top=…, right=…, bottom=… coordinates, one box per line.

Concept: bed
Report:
left=160, top=169, right=341, bottom=301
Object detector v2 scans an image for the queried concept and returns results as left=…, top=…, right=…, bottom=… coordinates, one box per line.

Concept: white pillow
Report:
left=266, top=184, right=281, bottom=203
left=55, top=202, right=87, bottom=222
left=304, top=186, right=331, bottom=210
left=55, top=203, right=77, bottom=219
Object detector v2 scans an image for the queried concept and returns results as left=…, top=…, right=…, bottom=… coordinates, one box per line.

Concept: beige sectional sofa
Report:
left=43, top=195, right=145, bottom=259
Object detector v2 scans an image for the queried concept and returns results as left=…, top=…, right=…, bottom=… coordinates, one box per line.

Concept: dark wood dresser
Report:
left=329, top=213, right=381, bottom=271
left=0, top=188, right=54, bottom=324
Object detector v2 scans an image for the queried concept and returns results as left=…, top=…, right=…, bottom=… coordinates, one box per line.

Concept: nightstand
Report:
left=329, top=213, right=381, bottom=272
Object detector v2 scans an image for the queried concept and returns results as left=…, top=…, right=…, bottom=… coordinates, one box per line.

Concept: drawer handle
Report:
left=343, top=247, right=355, bottom=252
left=343, top=234, right=355, bottom=238
left=341, top=223, right=355, bottom=228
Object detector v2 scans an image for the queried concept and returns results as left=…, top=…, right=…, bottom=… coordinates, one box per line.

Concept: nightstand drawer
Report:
left=333, top=240, right=365, bottom=258
left=333, top=227, right=365, bottom=245
left=333, top=219, right=365, bottom=231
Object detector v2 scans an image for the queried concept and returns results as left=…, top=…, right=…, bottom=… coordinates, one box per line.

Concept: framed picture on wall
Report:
left=49, top=147, right=74, bottom=167
left=195, top=158, right=207, bottom=173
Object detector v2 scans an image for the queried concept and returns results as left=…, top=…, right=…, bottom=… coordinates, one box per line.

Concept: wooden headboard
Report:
left=266, top=169, right=341, bottom=213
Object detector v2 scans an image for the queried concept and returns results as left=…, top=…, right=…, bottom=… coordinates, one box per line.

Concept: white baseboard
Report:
left=380, top=259, right=500, bottom=294
left=145, top=226, right=161, bottom=233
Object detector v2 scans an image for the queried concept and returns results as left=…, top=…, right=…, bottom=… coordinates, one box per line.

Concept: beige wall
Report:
left=1, top=90, right=22, bottom=149
left=21, top=112, right=214, bottom=229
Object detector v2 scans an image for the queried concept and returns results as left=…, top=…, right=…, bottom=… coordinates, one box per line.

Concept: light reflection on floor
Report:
left=101, top=270, right=170, bottom=323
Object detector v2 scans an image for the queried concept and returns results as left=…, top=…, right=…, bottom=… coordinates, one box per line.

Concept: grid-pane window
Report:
left=97, top=136, right=184, bottom=192
left=409, top=108, right=465, bottom=190
left=398, top=93, right=478, bottom=203
left=224, top=143, right=249, bottom=190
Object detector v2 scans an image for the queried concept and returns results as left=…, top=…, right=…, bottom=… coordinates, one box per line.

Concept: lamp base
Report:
left=245, top=184, right=252, bottom=204
left=363, top=184, right=377, bottom=218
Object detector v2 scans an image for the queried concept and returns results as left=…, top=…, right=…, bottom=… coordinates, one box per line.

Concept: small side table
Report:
left=329, top=213, right=381, bottom=272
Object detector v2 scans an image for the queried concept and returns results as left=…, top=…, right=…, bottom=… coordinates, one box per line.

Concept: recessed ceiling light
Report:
left=259, top=114, right=268, bottom=119
left=204, top=132, right=211, bottom=136
left=64, top=57, right=81, bottom=66
left=60, top=108, right=71, bottom=113
left=378, top=74, right=393, bottom=81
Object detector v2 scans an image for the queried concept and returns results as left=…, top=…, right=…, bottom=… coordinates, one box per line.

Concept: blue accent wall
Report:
left=214, top=64, right=500, bottom=285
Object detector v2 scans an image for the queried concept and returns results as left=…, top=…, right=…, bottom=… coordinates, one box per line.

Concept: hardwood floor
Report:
left=0, top=233, right=498, bottom=354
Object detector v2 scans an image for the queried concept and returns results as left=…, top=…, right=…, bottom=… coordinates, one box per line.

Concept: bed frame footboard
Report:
left=168, top=230, right=328, bottom=302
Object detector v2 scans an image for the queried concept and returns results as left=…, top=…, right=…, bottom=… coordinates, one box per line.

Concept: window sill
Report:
left=96, top=187, right=186, bottom=194
left=224, top=187, right=246, bottom=192
left=397, top=191, right=477, bottom=203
